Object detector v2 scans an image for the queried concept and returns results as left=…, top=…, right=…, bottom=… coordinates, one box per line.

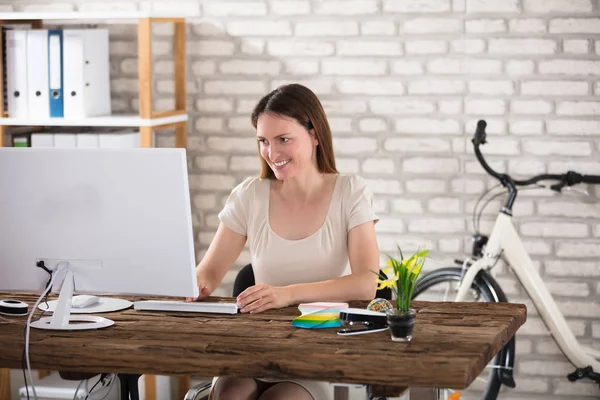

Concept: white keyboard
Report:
left=133, top=300, right=238, bottom=314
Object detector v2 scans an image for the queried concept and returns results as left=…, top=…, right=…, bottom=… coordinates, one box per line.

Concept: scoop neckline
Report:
left=266, top=174, right=340, bottom=242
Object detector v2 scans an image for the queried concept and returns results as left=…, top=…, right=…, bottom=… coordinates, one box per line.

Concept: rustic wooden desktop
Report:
left=0, top=293, right=526, bottom=400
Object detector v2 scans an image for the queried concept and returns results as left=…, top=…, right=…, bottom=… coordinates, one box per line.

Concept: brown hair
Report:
left=251, top=84, right=338, bottom=179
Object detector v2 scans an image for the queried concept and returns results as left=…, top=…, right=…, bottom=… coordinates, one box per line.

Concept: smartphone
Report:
left=337, top=326, right=388, bottom=336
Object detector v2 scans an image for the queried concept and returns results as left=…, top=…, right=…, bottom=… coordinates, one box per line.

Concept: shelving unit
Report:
left=0, top=11, right=193, bottom=400
left=0, top=11, right=190, bottom=149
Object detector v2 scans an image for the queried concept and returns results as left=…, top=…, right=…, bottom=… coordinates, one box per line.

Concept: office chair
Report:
left=185, top=264, right=392, bottom=400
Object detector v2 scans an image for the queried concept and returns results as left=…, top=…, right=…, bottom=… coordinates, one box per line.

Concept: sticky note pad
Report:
left=292, top=302, right=349, bottom=329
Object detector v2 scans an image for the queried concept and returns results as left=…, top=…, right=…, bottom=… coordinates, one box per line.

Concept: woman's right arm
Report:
left=193, top=222, right=247, bottom=299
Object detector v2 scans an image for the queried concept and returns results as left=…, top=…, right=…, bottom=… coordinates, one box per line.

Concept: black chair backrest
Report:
left=232, top=264, right=392, bottom=300
left=232, top=264, right=256, bottom=297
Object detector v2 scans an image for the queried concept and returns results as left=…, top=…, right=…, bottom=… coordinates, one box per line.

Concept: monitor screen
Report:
left=0, top=148, right=198, bottom=299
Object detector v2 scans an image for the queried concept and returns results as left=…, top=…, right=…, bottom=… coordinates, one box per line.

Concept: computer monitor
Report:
left=0, top=147, right=198, bottom=330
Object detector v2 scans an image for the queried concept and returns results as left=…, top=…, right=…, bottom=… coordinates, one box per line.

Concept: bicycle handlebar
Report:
left=472, top=120, right=600, bottom=193
left=472, top=120, right=505, bottom=182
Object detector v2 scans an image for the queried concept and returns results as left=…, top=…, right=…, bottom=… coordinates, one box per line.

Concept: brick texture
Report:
left=19, top=0, right=600, bottom=398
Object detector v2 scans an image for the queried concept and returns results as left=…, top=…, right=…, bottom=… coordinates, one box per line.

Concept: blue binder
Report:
left=48, top=29, right=63, bottom=117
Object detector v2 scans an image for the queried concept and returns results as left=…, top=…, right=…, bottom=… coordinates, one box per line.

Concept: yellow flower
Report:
left=401, top=258, right=412, bottom=271
left=377, top=280, right=395, bottom=290
left=377, top=267, right=399, bottom=290
left=412, top=264, right=423, bottom=276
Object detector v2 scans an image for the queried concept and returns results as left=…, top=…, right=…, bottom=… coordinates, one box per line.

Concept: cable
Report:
left=24, top=264, right=68, bottom=400
left=22, top=266, right=54, bottom=400
left=21, top=299, right=48, bottom=400
left=85, top=373, right=117, bottom=400
left=73, top=380, right=85, bottom=400
left=475, top=184, right=546, bottom=233
left=472, top=183, right=502, bottom=233
left=476, top=191, right=508, bottom=231
left=21, top=329, right=29, bottom=400
left=24, top=277, right=56, bottom=400
left=84, top=377, right=102, bottom=400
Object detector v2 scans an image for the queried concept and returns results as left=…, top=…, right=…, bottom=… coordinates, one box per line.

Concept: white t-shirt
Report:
left=218, top=174, right=378, bottom=286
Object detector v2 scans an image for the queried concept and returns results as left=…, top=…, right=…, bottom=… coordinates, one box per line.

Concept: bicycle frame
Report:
left=455, top=211, right=600, bottom=371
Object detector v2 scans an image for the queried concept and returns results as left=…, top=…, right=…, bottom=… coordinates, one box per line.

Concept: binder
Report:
left=30, top=133, right=54, bottom=148
left=54, top=133, right=77, bottom=148
left=2, top=27, right=9, bottom=113
left=48, top=30, right=63, bottom=117
left=26, top=29, right=50, bottom=119
left=63, top=29, right=111, bottom=119
left=6, top=30, right=28, bottom=118
left=76, top=133, right=99, bottom=148
left=98, top=130, right=140, bottom=148
left=12, top=133, right=30, bottom=147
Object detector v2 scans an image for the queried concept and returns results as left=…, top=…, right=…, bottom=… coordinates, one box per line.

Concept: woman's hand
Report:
left=236, top=284, right=293, bottom=313
left=186, top=283, right=212, bottom=302
left=186, top=268, right=214, bottom=302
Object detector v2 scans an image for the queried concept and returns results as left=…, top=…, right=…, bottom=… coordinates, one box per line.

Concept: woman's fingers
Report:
left=237, top=284, right=264, bottom=303
left=236, top=284, right=288, bottom=313
left=237, top=284, right=266, bottom=306
left=246, top=301, right=275, bottom=314
left=238, top=288, right=270, bottom=312
left=241, top=296, right=272, bottom=313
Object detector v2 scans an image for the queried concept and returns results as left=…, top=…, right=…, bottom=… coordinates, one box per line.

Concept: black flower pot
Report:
left=386, top=308, right=416, bottom=342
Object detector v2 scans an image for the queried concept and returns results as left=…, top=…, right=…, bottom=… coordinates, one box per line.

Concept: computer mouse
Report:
left=71, top=295, right=100, bottom=308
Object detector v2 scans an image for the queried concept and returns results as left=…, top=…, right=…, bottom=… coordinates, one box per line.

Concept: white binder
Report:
left=6, top=30, right=28, bottom=118
left=98, top=130, right=141, bottom=149
left=76, top=133, right=99, bottom=148
left=26, top=29, right=50, bottom=119
left=54, top=133, right=77, bottom=148
left=63, top=29, right=111, bottom=119
left=30, top=133, right=54, bottom=148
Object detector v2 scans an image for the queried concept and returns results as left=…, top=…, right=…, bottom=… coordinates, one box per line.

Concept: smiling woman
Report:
left=251, top=83, right=337, bottom=181
left=193, top=84, right=380, bottom=400
left=255, top=112, right=317, bottom=182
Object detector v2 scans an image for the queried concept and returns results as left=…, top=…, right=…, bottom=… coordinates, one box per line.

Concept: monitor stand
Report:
left=30, top=269, right=114, bottom=331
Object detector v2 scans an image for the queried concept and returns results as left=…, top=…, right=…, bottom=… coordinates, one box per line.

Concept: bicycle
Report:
left=413, top=120, right=600, bottom=400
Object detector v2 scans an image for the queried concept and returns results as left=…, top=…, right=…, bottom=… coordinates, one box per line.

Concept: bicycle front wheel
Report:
left=413, top=267, right=503, bottom=400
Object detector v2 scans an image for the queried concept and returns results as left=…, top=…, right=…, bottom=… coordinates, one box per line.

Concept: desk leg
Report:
left=0, top=369, right=9, bottom=400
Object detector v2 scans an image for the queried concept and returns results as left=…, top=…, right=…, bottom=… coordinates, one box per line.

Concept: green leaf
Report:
left=396, top=244, right=404, bottom=262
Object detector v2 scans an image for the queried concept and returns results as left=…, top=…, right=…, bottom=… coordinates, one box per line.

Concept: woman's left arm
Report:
left=236, top=221, right=379, bottom=313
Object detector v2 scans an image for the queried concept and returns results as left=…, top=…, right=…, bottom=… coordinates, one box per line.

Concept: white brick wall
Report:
left=14, top=0, right=596, bottom=398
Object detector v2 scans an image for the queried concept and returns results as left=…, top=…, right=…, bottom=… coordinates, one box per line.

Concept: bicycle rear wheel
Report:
left=413, top=267, right=503, bottom=400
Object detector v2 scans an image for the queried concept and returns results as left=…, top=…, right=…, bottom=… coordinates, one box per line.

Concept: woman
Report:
left=195, top=84, right=380, bottom=400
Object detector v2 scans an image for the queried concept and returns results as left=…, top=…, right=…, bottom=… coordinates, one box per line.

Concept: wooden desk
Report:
left=0, top=294, right=526, bottom=399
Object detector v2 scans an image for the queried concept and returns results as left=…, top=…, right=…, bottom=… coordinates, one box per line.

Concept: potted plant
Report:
left=377, top=246, right=429, bottom=342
